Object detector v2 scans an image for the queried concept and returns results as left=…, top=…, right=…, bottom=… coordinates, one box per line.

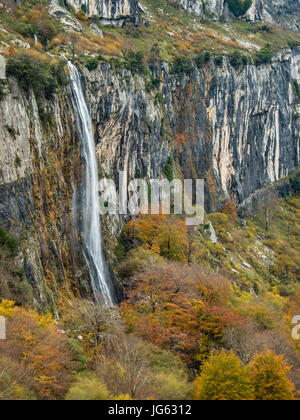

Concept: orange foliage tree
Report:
left=222, top=199, right=238, bottom=222
left=121, top=263, right=242, bottom=365
left=126, top=215, right=189, bottom=262
left=0, top=300, right=73, bottom=400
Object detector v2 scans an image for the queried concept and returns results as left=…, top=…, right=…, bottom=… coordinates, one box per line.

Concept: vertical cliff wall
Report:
left=0, top=78, right=94, bottom=310
left=83, top=49, right=300, bottom=210
left=0, top=48, right=299, bottom=307
left=66, top=0, right=140, bottom=25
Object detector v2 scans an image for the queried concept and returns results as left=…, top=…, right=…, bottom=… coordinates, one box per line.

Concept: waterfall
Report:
left=68, top=62, right=115, bottom=307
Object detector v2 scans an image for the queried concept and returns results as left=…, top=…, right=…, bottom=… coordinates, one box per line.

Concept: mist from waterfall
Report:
left=68, top=62, right=115, bottom=307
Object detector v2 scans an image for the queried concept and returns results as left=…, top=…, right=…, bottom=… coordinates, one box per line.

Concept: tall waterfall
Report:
left=68, top=62, right=115, bottom=307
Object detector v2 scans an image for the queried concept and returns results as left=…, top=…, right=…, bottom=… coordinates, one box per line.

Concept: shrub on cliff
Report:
left=171, top=57, right=194, bottom=74
left=195, top=51, right=210, bottom=68
left=254, top=45, right=273, bottom=65
left=0, top=227, right=19, bottom=257
left=229, top=51, right=248, bottom=68
left=123, top=51, right=147, bottom=75
left=85, top=57, right=99, bottom=72
left=290, top=173, right=300, bottom=193
left=226, top=0, right=253, bottom=17
left=7, top=52, right=57, bottom=101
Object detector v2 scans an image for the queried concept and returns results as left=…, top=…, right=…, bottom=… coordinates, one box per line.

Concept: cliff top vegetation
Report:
left=0, top=0, right=300, bottom=72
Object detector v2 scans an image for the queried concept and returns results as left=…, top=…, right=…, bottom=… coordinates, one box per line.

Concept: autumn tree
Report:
left=66, top=375, right=112, bottom=400
left=0, top=300, right=73, bottom=400
left=121, top=263, right=240, bottom=365
left=94, top=334, right=151, bottom=399
left=248, top=351, right=295, bottom=400
left=126, top=214, right=189, bottom=262
left=222, top=199, right=238, bottom=222
left=193, top=350, right=254, bottom=400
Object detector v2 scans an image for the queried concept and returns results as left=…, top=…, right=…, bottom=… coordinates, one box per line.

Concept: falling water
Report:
left=68, top=62, right=115, bottom=306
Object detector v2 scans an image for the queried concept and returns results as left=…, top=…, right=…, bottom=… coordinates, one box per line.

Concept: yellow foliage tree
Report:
left=193, top=350, right=254, bottom=400
left=126, top=215, right=189, bottom=262
left=248, top=351, right=295, bottom=400
left=0, top=300, right=73, bottom=400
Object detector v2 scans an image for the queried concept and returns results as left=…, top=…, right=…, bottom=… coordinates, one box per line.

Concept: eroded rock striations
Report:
left=66, top=0, right=141, bottom=26
left=0, top=48, right=299, bottom=307
left=173, top=0, right=300, bottom=32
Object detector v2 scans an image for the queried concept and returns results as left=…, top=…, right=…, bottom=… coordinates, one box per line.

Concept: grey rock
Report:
left=67, top=0, right=141, bottom=26
left=90, top=23, right=104, bottom=37
left=1, top=46, right=300, bottom=308
left=49, top=0, right=82, bottom=32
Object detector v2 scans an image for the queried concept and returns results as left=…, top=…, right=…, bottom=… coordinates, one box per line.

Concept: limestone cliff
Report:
left=66, top=0, right=140, bottom=25
left=0, top=48, right=299, bottom=308
left=173, top=0, right=300, bottom=32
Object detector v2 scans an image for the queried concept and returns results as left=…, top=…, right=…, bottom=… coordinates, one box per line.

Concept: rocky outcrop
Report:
left=174, top=0, right=229, bottom=20
left=247, top=0, right=300, bottom=33
left=49, top=0, right=82, bottom=32
left=66, top=0, right=141, bottom=26
left=0, top=78, right=93, bottom=310
left=173, top=0, right=300, bottom=32
left=1, top=48, right=299, bottom=308
left=83, top=48, right=300, bottom=211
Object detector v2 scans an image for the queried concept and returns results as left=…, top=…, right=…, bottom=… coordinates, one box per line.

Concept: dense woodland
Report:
left=1, top=175, right=300, bottom=400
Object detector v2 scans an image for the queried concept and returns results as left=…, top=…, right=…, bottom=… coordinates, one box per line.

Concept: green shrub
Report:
left=85, top=57, right=99, bottom=72
left=215, top=56, right=224, bottom=67
left=146, top=76, right=160, bottom=92
left=155, top=92, right=163, bottom=105
left=0, top=227, right=19, bottom=257
left=10, top=21, right=36, bottom=39
left=123, top=51, right=147, bottom=75
left=171, top=57, right=194, bottom=75
left=290, top=173, right=300, bottom=193
left=53, top=59, right=68, bottom=86
left=287, top=40, right=300, bottom=49
left=15, top=156, right=21, bottom=168
left=195, top=51, right=210, bottom=68
left=109, top=57, right=123, bottom=74
left=7, top=52, right=57, bottom=101
left=0, top=81, right=7, bottom=101
left=66, top=375, right=112, bottom=400
left=226, top=0, right=252, bottom=17
left=230, top=51, right=248, bottom=68
left=164, top=156, right=174, bottom=182
left=10, top=17, right=58, bottom=46
left=254, top=45, right=273, bottom=65
left=293, top=81, right=300, bottom=103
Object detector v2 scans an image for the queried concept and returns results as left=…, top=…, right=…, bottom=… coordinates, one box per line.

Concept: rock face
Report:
left=0, top=78, right=93, bottom=310
left=174, top=0, right=300, bottom=32
left=67, top=0, right=140, bottom=25
left=248, top=0, right=300, bottom=33
left=1, top=48, right=300, bottom=307
left=84, top=49, right=300, bottom=210
left=49, top=0, right=82, bottom=32
left=177, top=0, right=228, bottom=20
